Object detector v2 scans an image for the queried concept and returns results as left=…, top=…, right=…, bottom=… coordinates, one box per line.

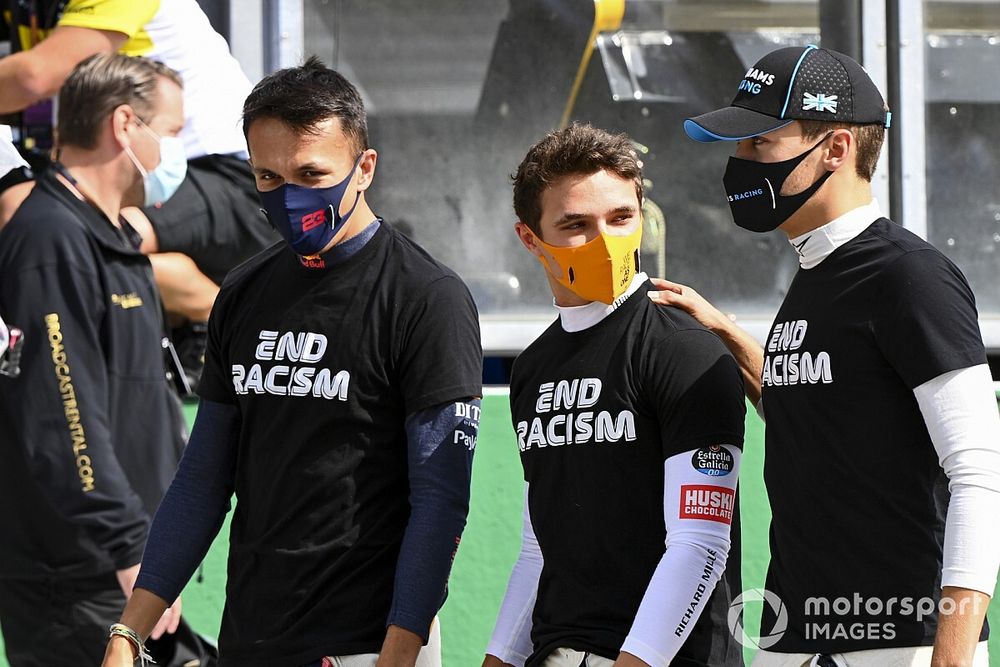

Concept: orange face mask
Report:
left=533, top=224, right=643, bottom=304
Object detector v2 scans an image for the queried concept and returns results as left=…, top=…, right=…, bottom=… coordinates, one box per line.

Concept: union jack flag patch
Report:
left=803, top=92, right=838, bottom=113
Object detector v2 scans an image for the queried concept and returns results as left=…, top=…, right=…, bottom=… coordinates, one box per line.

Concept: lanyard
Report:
left=51, top=161, right=144, bottom=250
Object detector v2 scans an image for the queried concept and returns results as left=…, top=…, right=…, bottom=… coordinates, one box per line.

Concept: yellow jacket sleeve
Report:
left=56, top=0, right=160, bottom=55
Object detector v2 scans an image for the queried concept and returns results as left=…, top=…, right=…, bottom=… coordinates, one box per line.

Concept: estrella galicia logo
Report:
left=691, top=444, right=734, bottom=477
left=728, top=588, right=788, bottom=649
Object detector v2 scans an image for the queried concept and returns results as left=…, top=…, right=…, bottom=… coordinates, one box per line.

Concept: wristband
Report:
left=108, top=622, right=154, bottom=665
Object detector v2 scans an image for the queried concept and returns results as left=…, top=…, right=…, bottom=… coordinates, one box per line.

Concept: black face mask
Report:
left=722, top=132, right=834, bottom=233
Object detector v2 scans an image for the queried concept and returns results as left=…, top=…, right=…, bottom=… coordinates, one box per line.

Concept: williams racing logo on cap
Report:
left=803, top=92, right=838, bottom=113
left=738, top=67, right=776, bottom=95
left=692, top=445, right=734, bottom=477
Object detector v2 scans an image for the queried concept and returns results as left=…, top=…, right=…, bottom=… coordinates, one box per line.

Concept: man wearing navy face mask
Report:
left=650, top=46, right=1000, bottom=666
left=103, top=57, right=483, bottom=667
left=0, top=54, right=193, bottom=665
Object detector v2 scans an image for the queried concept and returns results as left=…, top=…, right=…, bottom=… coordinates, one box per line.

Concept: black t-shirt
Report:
left=198, top=225, right=482, bottom=666
left=510, top=282, right=746, bottom=666
left=760, top=218, right=988, bottom=653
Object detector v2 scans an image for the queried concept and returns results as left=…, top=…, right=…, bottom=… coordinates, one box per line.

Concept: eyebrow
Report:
left=554, top=205, right=637, bottom=225
left=250, top=161, right=331, bottom=175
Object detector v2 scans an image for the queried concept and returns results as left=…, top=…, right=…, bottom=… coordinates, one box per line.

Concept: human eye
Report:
left=255, top=171, right=282, bottom=190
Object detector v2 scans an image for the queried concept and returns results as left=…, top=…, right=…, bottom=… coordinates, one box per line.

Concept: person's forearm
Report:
left=101, top=587, right=171, bottom=666
left=120, top=587, right=171, bottom=638
left=0, top=52, right=52, bottom=113
left=931, top=587, right=989, bottom=667
left=376, top=625, right=424, bottom=667
left=486, top=488, right=541, bottom=667
left=389, top=401, right=477, bottom=636
left=136, top=399, right=238, bottom=601
left=148, top=252, right=220, bottom=322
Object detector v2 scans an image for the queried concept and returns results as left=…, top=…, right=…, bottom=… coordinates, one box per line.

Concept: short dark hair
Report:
left=242, top=55, right=368, bottom=155
left=513, top=123, right=643, bottom=235
left=799, top=120, right=885, bottom=181
left=57, top=53, right=182, bottom=149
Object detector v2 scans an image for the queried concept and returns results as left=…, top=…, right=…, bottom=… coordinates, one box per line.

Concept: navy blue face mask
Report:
left=258, top=154, right=364, bottom=256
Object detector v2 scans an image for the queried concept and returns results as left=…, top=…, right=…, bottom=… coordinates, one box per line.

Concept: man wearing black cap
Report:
left=650, top=45, right=1000, bottom=666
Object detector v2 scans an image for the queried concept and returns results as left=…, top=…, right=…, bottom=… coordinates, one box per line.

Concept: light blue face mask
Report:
left=125, top=119, right=188, bottom=207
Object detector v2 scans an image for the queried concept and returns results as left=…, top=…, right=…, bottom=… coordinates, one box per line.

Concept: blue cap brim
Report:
left=683, top=106, right=794, bottom=143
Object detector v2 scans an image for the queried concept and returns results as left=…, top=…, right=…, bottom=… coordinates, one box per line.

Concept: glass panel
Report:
left=923, top=1, right=1000, bottom=314
left=303, top=0, right=820, bottom=321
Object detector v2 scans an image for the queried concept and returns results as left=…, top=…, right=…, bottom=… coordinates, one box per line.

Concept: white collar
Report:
left=788, top=199, right=883, bottom=269
left=555, top=272, right=648, bottom=333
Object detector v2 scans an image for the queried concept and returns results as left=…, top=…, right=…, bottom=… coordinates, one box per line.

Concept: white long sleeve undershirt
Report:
left=913, top=364, right=1000, bottom=595
left=485, top=485, right=541, bottom=667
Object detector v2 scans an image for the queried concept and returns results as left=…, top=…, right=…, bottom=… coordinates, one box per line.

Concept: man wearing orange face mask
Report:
left=483, top=124, right=747, bottom=667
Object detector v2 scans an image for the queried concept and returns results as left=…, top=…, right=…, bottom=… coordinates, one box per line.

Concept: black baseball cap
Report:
left=684, top=45, right=891, bottom=142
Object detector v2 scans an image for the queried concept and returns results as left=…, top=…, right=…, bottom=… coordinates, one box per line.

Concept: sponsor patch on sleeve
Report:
left=679, top=484, right=735, bottom=524
left=691, top=444, right=734, bottom=476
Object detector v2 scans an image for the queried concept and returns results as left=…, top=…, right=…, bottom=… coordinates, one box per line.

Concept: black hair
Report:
left=242, top=55, right=368, bottom=154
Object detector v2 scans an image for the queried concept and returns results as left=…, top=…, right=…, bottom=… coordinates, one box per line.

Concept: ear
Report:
left=111, top=104, right=136, bottom=150
left=355, top=148, right=378, bottom=192
left=514, top=221, right=544, bottom=258
left=824, top=128, right=853, bottom=173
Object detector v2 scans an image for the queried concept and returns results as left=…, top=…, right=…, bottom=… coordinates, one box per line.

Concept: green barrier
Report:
left=1, top=395, right=998, bottom=666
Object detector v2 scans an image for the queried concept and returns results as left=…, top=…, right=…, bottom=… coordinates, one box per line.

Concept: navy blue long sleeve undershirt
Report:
left=135, top=398, right=237, bottom=600
left=388, top=398, right=480, bottom=639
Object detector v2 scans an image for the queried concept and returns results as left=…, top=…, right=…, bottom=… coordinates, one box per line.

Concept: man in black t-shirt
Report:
left=653, top=46, right=1000, bottom=665
left=484, top=124, right=746, bottom=667
left=103, top=58, right=483, bottom=667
